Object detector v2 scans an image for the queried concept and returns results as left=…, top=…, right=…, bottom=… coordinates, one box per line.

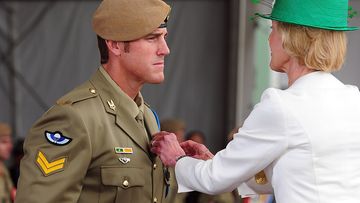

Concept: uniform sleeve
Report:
left=175, top=88, right=289, bottom=194
left=15, top=104, right=92, bottom=203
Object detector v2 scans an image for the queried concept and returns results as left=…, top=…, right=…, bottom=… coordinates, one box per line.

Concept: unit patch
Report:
left=45, top=131, right=72, bottom=146
left=114, top=147, right=133, bottom=154
left=36, top=151, right=67, bottom=176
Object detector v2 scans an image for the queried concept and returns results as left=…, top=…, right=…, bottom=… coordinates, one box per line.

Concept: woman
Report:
left=151, top=0, right=360, bottom=202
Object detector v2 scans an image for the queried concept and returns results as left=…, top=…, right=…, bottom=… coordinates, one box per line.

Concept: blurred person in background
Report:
left=0, top=122, right=15, bottom=202
left=161, top=119, right=186, bottom=143
left=186, top=130, right=206, bottom=145
left=151, top=0, right=360, bottom=202
left=9, top=139, right=24, bottom=188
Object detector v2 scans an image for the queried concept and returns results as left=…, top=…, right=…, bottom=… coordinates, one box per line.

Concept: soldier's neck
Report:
left=103, top=63, right=143, bottom=100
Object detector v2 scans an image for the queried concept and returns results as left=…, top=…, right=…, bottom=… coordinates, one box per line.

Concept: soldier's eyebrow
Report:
left=145, top=33, right=162, bottom=38
left=145, top=30, right=168, bottom=38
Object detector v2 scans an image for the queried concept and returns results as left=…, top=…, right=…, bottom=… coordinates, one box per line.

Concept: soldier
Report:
left=0, top=123, right=15, bottom=203
left=15, top=0, right=171, bottom=202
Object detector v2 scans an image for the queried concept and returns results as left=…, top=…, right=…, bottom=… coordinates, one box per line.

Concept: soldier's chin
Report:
left=152, top=80, right=165, bottom=84
left=150, top=76, right=165, bottom=84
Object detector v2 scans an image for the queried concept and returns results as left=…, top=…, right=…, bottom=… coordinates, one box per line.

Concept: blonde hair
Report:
left=277, top=22, right=347, bottom=72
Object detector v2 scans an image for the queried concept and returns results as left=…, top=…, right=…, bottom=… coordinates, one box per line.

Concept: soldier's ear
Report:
left=105, top=40, right=122, bottom=56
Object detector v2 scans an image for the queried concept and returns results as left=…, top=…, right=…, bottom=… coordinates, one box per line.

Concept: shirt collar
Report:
left=99, top=66, right=142, bottom=119
left=289, top=71, right=344, bottom=90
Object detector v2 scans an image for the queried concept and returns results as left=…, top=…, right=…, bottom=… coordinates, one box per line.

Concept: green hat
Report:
left=92, top=0, right=171, bottom=41
left=256, top=0, right=358, bottom=31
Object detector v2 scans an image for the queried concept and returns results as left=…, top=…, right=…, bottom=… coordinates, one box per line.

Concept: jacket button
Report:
left=153, top=164, right=157, bottom=170
left=153, top=197, right=158, bottom=203
left=89, top=88, right=96, bottom=94
left=122, top=180, right=129, bottom=187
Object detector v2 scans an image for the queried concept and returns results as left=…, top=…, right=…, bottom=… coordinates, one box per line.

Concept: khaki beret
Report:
left=0, top=123, right=11, bottom=137
left=92, top=0, right=171, bottom=41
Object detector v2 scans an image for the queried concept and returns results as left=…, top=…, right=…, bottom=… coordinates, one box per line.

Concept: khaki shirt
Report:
left=0, top=163, right=13, bottom=203
left=15, top=68, right=166, bottom=203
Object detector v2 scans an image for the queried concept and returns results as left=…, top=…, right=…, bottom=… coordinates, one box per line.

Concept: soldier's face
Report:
left=0, top=135, right=13, bottom=161
left=119, top=28, right=170, bottom=85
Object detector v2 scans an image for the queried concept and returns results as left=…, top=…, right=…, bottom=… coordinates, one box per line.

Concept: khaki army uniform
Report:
left=0, top=163, right=13, bottom=203
left=16, top=67, right=166, bottom=203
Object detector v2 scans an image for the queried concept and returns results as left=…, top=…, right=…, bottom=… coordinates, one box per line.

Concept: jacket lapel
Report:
left=144, top=105, right=161, bottom=161
left=144, top=106, right=160, bottom=140
left=90, top=69, right=149, bottom=153
left=114, top=109, right=149, bottom=153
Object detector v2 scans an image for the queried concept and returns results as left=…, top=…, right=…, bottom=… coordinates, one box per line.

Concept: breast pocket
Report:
left=101, top=166, right=145, bottom=203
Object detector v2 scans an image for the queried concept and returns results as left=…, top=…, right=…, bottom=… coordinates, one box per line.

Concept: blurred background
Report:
left=0, top=0, right=359, bottom=154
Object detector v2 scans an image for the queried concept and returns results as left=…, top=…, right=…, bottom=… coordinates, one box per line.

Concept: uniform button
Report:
left=153, top=164, right=157, bottom=170
left=89, top=88, right=96, bottom=94
left=153, top=197, right=158, bottom=203
left=122, top=180, right=129, bottom=187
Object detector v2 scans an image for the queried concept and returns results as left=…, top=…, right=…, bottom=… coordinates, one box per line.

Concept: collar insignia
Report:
left=107, top=100, right=116, bottom=111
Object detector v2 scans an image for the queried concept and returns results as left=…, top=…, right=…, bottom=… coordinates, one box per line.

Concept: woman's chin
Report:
left=270, top=64, right=285, bottom=73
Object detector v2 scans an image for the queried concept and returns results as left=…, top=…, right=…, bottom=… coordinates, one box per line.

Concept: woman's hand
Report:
left=151, top=131, right=186, bottom=167
left=180, top=140, right=214, bottom=160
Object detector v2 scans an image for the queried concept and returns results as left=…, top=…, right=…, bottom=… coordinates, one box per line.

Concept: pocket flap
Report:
left=101, top=166, right=145, bottom=189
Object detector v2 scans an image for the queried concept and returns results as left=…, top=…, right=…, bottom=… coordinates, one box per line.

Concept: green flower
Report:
left=348, top=6, right=358, bottom=19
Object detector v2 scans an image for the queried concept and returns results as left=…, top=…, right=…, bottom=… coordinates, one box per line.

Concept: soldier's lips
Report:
left=153, top=62, right=164, bottom=68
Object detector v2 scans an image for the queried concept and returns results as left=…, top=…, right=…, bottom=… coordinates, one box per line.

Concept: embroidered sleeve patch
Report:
left=45, top=131, right=72, bottom=146
left=36, top=151, right=67, bottom=176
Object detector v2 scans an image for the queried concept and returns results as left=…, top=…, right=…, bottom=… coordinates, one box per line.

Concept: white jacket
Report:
left=175, top=71, right=360, bottom=203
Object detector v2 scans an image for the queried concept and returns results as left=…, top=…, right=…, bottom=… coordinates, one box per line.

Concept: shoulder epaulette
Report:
left=56, top=82, right=98, bottom=105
